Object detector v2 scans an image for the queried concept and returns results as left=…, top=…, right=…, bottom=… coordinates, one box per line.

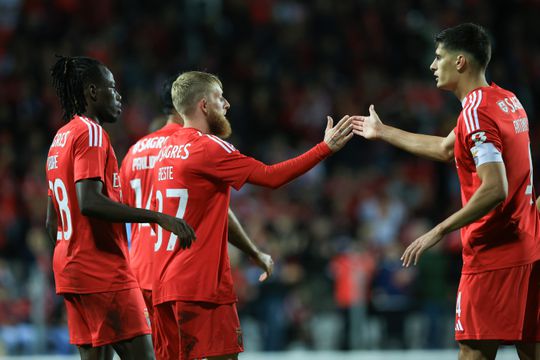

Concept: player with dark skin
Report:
left=46, top=56, right=196, bottom=360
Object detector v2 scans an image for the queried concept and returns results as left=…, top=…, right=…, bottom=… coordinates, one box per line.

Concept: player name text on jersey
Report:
left=513, top=117, right=529, bottom=134
left=132, top=136, right=170, bottom=154
left=47, top=155, right=59, bottom=170
left=50, top=131, right=71, bottom=148
left=132, top=155, right=159, bottom=171
left=157, top=144, right=191, bottom=161
left=157, top=166, right=174, bottom=181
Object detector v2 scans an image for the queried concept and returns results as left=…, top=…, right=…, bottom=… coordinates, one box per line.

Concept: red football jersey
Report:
left=454, top=83, right=540, bottom=274
left=151, top=127, right=331, bottom=305
left=46, top=115, right=138, bottom=294
left=120, top=122, right=182, bottom=290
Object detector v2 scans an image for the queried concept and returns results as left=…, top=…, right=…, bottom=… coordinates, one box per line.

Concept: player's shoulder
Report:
left=199, top=133, right=237, bottom=155
left=69, top=115, right=109, bottom=147
left=462, top=87, right=489, bottom=112
left=480, top=85, right=526, bottom=120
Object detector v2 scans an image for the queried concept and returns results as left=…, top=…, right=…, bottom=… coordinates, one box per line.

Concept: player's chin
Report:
left=435, top=81, right=447, bottom=90
left=104, top=113, right=120, bottom=123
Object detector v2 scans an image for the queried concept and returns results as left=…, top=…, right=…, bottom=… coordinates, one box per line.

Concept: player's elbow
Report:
left=78, top=197, right=101, bottom=217
left=488, top=184, right=508, bottom=206
left=439, top=148, right=454, bottom=163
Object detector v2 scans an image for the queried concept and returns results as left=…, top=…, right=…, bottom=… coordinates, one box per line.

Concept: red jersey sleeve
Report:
left=201, top=135, right=332, bottom=190
left=201, top=135, right=259, bottom=190
left=463, top=107, right=503, bottom=154
left=73, top=126, right=109, bottom=183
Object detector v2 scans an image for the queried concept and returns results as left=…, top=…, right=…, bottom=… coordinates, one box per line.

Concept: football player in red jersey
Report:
left=352, top=23, right=539, bottom=359
left=46, top=56, right=195, bottom=360
left=119, top=76, right=274, bottom=333
left=151, top=71, right=352, bottom=360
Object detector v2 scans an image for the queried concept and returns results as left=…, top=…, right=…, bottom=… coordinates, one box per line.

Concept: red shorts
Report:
left=455, top=261, right=540, bottom=342
left=64, top=288, right=151, bottom=347
left=153, top=301, right=243, bottom=360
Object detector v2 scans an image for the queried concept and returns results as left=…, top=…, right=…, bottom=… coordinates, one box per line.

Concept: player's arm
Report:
left=76, top=179, right=196, bottom=248
left=45, top=196, right=58, bottom=246
left=246, top=115, right=353, bottom=188
left=402, top=161, right=508, bottom=266
left=351, top=105, right=455, bottom=162
left=227, top=209, right=273, bottom=282
left=536, top=196, right=540, bottom=212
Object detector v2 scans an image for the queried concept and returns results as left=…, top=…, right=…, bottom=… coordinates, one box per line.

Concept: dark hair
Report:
left=160, top=74, right=179, bottom=115
left=435, top=23, right=491, bottom=69
left=50, top=55, right=104, bottom=121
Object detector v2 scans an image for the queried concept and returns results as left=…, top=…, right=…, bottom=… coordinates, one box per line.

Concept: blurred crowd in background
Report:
left=1, top=0, right=539, bottom=355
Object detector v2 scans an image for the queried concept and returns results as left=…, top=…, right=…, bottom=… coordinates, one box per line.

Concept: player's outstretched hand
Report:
left=400, top=227, right=443, bottom=267
left=253, top=251, right=274, bottom=282
left=324, top=115, right=353, bottom=152
left=350, top=104, right=383, bottom=140
left=157, top=214, right=196, bottom=249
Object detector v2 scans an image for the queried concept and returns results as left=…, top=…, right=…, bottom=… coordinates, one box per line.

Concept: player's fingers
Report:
left=259, top=272, right=268, bottom=282
left=340, top=132, right=354, bottom=144
left=352, top=129, right=364, bottom=136
left=179, top=222, right=195, bottom=249
left=402, top=243, right=415, bottom=267
left=326, top=116, right=333, bottom=130
left=402, top=250, right=410, bottom=267
left=369, top=104, right=376, bottom=115
left=351, top=124, right=363, bottom=133
left=405, top=248, right=417, bottom=267
left=267, top=259, right=274, bottom=276
left=335, top=115, right=351, bottom=130
left=414, top=248, right=423, bottom=266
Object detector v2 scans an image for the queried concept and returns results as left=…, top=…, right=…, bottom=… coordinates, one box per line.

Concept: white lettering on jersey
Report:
left=50, top=131, right=70, bottom=148
left=471, top=142, right=503, bottom=167
left=157, top=166, right=174, bottom=181
left=157, top=144, right=191, bottom=161
left=513, top=117, right=529, bottom=134
left=500, top=96, right=524, bottom=113
left=80, top=117, right=103, bottom=147
left=132, top=136, right=170, bottom=154
left=47, top=155, right=59, bottom=170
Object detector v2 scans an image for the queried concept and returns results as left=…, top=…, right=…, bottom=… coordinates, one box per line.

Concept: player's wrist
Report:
left=318, top=141, right=333, bottom=154
left=375, top=123, right=389, bottom=141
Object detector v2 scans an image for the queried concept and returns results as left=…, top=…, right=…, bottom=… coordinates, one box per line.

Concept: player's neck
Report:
left=166, top=114, right=184, bottom=126
left=454, top=73, right=489, bottom=101
left=182, top=117, right=209, bottom=134
left=82, top=109, right=102, bottom=125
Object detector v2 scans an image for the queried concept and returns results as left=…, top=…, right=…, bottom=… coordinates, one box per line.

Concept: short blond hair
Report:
left=171, top=71, right=222, bottom=117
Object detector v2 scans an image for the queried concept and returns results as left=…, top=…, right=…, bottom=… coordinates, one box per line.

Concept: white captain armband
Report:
left=470, top=142, right=503, bottom=167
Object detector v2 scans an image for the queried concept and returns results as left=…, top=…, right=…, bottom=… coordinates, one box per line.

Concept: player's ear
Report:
left=200, top=98, right=209, bottom=116
left=86, top=83, right=98, bottom=101
left=456, top=54, right=466, bottom=72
